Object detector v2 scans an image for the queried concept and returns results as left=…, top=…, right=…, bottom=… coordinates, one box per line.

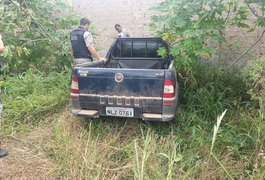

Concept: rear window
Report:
left=113, top=39, right=164, bottom=58
left=132, top=41, right=146, bottom=57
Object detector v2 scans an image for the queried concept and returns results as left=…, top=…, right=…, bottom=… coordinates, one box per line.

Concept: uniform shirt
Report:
left=118, top=29, right=133, bottom=38
left=84, top=31, right=93, bottom=48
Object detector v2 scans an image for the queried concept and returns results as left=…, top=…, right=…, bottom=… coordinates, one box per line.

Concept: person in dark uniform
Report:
left=70, top=18, right=106, bottom=65
left=0, top=34, right=8, bottom=158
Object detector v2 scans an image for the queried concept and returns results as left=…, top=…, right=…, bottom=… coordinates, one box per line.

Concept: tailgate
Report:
left=74, top=68, right=165, bottom=114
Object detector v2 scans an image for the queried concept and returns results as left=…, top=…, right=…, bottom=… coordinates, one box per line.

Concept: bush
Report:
left=178, top=61, right=249, bottom=120
left=150, top=0, right=265, bottom=68
left=242, top=56, right=265, bottom=114
left=0, top=0, right=80, bottom=74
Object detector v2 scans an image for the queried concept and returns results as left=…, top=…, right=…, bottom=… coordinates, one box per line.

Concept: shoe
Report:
left=0, top=149, right=8, bottom=158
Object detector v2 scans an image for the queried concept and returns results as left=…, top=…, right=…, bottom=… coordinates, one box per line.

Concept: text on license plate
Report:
left=106, top=107, right=134, bottom=117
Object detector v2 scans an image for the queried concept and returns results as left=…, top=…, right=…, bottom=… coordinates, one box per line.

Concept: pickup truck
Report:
left=71, top=37, right=179, bottom=121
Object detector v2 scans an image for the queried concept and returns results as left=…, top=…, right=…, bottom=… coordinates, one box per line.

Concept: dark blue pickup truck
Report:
left=71, top=37, right=179, bottom=121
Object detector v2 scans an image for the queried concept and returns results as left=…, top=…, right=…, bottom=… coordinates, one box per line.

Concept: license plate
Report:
left=106, top=107, right=134, bottom=117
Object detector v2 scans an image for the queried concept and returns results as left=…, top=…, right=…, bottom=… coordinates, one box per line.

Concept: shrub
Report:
left=150, top=0, right=265, bottom=68
left=242, top=56, right=265, bottom=114
left=178, top=60, right=249, bottom=120
left=0, top=0, right=79, bottom=74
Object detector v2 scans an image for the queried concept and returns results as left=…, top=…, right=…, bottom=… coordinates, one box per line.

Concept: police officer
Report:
left=0, top=34, right=8, bottom=158
left=70, top=18, right=106, bottom=65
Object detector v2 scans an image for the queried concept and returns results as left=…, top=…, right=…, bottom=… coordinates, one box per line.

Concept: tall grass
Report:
left=242, top=56, right=265, bottom=116
left=177, top=60, right=249, bottom=121
left=1, top=60, right=264, bottom=179
left=0, top=70, right=70, bottom=136
left=44, top=109, right=264, bottom=179
left=207, top=109, right=233, bottom=179
left=35, top=59, right=265, bottom=179
left=133, top=129, right=152, bottom=180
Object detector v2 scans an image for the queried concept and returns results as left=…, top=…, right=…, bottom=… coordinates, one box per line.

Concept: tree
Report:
left=0, top=0, right=79, bottom=74
left=150, top=0, right=265, bottom=68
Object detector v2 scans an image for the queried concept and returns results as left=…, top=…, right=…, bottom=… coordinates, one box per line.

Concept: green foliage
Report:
left=150, top=0, right=230, bottom=65
left=0, top=64, right=263, bottom=179
left=0, top=1, right=264, bottom=179
left=0, top=0, right=80, bottom=74
left=150, top=0, right=265, bottom=67
left=178, top=61, right=249, bottom=120
left=242, top=56, right=265, bottom=114
left=2, top=70, right=70, bottom=124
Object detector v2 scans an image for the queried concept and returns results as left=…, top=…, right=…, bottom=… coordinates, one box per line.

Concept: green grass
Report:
left=0, top=70, right=70, bottom=137
left=42, top=109, right=263, bottom=179
left=0, top=61, right=264, bottom=179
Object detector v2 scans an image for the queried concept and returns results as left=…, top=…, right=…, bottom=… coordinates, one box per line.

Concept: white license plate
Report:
left=106, top=107, right=134, bottom=117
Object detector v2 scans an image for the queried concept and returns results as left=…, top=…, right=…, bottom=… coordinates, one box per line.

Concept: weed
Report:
left=0, top=70, right=70, bottom=137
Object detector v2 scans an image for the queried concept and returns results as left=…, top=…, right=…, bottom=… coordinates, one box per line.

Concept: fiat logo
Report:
left=115, top=73, right=124, bottom=82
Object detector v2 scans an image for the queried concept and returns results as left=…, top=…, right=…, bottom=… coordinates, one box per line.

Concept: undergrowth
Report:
left=1, top=60, right=264, bottom=179
left=0, top=70, right=70, bottom=137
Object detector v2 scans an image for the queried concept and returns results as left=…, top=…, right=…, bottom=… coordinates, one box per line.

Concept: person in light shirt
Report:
left=115, top=24, right=133, bottom=38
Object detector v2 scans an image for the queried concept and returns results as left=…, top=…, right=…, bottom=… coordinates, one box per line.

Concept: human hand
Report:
left=99, top=57, right=107, bottom=64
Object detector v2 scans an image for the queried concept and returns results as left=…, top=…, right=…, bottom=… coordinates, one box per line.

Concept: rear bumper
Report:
left=142, top=113, right=175, bottom=121
left=72, top=109, right=176, bottom=122
left=72, top=109, right=99, bottom=118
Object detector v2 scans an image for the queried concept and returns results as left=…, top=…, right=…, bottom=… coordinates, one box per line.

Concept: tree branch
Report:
left=227, top=30, right=265, bottom=68
left=246, top=3, right=260, bottom=18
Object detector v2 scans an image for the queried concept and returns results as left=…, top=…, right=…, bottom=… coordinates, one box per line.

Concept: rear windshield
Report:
left=112, top=39, right=165, bottom=58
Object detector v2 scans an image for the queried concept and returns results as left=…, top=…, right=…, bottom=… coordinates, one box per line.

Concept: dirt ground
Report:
left=0, top=124, right=57, bottom=179
left=0, top=112, right=78, bottom=179
left=0, top=111, right=139, bottom=179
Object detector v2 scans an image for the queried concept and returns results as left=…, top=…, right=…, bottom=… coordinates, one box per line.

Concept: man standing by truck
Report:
left=70, top=18, right=106, bottom=65
left=0, top=34, right=8, bottom=158
left=115, top=24, right=133, bottom=38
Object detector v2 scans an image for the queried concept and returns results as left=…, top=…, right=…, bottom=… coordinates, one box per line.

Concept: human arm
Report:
left=123, top=29, right=133, bottom=37
left=87, top=46, right=106, bottom=61
left=84, top=32, right=106, bottom=62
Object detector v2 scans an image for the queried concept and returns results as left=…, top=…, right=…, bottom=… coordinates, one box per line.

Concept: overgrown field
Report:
left=0, top=0, right=264, bottom=179
left=1, top=58, right=264, bottom=179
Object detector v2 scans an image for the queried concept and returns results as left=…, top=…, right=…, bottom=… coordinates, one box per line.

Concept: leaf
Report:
left=157, top=47, right=167, bottom=58
left=256, top=17, right=265, bottom=27
left=158, top=153, right=169, bottom=159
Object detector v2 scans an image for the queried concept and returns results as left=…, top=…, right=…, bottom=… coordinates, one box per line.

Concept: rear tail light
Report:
left=163, top=79, right=175, bottom=98
left=71, top=75, right=79, bottom=94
